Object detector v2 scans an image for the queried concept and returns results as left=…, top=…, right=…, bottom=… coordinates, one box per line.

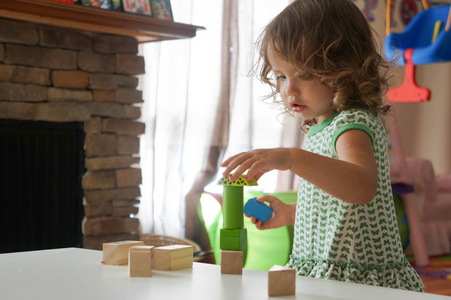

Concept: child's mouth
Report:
left=291, top=103, right=306, bottom=113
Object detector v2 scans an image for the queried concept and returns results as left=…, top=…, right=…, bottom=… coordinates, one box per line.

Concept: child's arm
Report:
left=221, top=129, right=378, bottom=205
left=246, top=195, right=296, bottom=230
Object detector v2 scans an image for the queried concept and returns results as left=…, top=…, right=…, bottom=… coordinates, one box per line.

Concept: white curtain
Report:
left=140, top=0, right=223, bottom=240
left=139, top=0, right=301, bottom=247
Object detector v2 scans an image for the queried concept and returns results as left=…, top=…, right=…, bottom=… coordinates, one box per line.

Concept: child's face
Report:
left=268, top=50, right=334, bottom=123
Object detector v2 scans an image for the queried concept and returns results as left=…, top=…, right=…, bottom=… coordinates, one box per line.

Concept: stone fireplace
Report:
left=0, top=17, right=145, bottom=250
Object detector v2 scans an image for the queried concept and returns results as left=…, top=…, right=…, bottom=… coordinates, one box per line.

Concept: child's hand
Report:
left=245, top=195, right=295, bottom=230
left=221, top=148, right=292, bottom=182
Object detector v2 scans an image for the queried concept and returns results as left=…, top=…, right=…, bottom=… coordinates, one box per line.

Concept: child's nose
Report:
left=285, top=79, right=299, bottom=96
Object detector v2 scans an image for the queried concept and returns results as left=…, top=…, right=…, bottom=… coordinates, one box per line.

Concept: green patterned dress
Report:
left=286, top=109, right=425, bottom=292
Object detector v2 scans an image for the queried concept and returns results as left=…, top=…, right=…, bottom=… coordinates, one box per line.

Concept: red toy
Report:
left=387, top=49, right=431, bottom=103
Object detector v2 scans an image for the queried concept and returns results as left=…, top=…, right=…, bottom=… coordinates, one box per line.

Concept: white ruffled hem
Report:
left=286, top=256, right=425, bottom=292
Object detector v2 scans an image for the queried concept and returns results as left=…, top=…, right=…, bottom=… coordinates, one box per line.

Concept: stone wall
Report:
left=0, top=17, right=146, bottom=250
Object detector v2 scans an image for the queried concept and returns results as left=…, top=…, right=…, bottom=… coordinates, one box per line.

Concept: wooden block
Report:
left=102, top=240, right=144, bottom=265
left=268, top=265, right=296, bottom=297
left=129, top=246, right=154, bottom=277
left=153, top=245, right=193, bottom=271
left=220, top=250, right=242, bottom=275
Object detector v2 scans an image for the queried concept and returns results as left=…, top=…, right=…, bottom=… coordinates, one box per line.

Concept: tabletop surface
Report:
left=0, top=248, right=448, bottom=300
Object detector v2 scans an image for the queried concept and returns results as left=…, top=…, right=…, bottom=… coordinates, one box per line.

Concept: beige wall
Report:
left=356, top=0, right=451, bottom=174
left=395, top=62, right=451, bottom=175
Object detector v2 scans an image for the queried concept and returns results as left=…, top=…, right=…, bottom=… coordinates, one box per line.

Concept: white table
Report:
left=0, top=248, right=448, bottom=300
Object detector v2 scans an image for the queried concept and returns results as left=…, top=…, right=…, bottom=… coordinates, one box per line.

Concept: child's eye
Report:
left=276, top=75, right=286, bottom=81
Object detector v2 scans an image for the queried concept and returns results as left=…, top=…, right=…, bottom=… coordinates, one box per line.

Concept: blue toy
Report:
left=383, top=2, right=451, bottom=102
left=243, top=197, right=273, bottom=223
left=384, top=5, right=451, bottom=66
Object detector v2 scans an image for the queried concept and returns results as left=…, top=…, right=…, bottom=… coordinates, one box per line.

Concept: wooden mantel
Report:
left=0, top=0, right=204, bottom=43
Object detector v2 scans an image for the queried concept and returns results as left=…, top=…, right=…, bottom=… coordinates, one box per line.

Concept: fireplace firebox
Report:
left=0, top=119, right=85, bottom=253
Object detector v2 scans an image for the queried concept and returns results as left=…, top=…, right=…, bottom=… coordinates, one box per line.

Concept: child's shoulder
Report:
left=333, top=109, right=380, bottom=127
left=308, top=109, right=381, bottom=139
left=329, top=109, right=383, bottom=144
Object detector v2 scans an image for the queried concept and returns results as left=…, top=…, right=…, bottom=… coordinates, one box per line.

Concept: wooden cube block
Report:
left=153, top=245, right=193, bottom=271
left=129, top=246, right=154, bottom=277
left=220, top=250, right=242, bottom=275
left=102, top=240, right=144, bottom=265
left=268, top=265, right=296, bottom=297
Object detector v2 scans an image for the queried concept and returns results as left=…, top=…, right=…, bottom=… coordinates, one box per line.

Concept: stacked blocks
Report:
left=268, top=265, right=296, bottom=297
left=129, top=246, right=154, bottom=277
left=243, top=197, right=273, bottom=222
left=103, top=240, right=144, bottom=265
left=217, top=175, right=257, bottom=274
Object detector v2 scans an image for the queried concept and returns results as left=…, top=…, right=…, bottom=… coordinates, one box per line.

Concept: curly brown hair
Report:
left=254, top=0, right=391, bottom=129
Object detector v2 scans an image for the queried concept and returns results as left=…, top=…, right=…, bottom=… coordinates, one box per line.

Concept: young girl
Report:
left=221, top=0, right=425, bottom=292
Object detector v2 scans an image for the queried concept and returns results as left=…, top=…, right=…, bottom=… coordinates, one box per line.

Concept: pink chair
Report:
left=383, top=112, right=430, bottom=266
left=385, top=111, right=451, bottom=261
left=419, top=172, right=451, bottom=256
